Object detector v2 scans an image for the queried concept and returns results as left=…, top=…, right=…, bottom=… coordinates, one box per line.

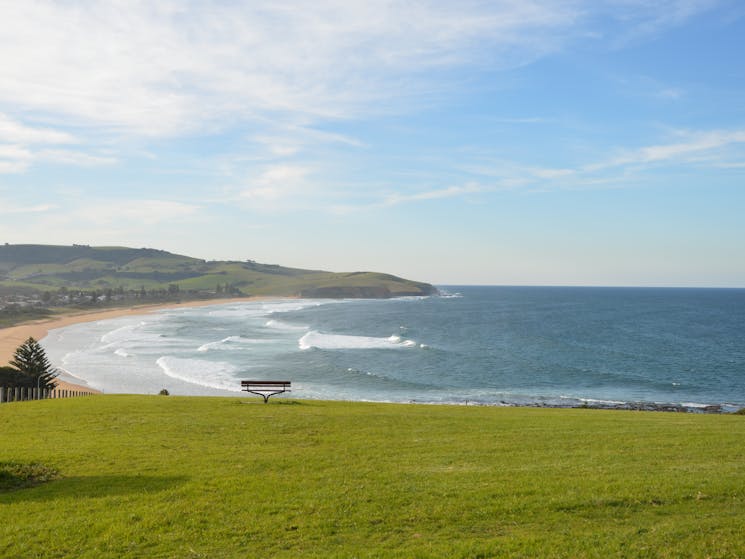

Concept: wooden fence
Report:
left=0, top=386, right=94, bottom=404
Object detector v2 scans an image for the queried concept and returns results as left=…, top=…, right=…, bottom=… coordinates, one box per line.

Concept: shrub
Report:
left=0, top=462, right=59, bottom=492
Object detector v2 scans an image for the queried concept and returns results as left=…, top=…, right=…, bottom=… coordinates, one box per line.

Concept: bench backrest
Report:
left=241, top=380, right=291, bottom=387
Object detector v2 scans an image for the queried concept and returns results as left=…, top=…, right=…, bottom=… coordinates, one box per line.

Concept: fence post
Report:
left=0, top=386, right=4, bottom=403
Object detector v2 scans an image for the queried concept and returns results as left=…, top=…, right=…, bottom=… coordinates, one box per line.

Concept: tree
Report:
left=0, top=366, right=33, bottom=388
left=9, top=337, right=58, bottom=389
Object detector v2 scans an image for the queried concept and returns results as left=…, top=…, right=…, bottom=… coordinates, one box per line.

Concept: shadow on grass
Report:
left=0, top=474, right=187, bottom=503
left=235, top=398, right=307, bottom=406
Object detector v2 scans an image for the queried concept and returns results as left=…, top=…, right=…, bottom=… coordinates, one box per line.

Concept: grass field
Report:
left=1, top=396, right=744, bottom=558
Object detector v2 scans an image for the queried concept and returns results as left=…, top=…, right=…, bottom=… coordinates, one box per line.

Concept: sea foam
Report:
left=298, top=331, right=418, bottom=350
left=156, top=356, right=242, bottom=392
left=197, top=336, right=257, bottom=352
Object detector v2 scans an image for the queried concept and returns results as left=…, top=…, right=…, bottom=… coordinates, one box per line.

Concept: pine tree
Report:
left=9, top=337, right=58, bottom=389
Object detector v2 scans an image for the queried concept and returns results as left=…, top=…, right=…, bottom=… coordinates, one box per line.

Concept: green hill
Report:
left=0, top=244, right=437, bottom=299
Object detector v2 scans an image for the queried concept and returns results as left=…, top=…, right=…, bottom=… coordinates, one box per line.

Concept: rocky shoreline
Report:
left=493, top=400, right=739, bottom=414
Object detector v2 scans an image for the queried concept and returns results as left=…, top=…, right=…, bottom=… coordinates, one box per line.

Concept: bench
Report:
left=241, top=380, right=291, bottom=403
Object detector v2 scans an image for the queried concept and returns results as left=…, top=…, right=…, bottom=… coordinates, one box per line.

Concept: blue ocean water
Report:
left=41, top=287, right=745, bottom=409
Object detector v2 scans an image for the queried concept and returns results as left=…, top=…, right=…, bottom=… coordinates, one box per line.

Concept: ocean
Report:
left=41, top=286, right=745, bottom=411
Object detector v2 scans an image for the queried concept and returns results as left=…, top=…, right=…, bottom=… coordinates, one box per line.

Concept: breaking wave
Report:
left=156, top=356, right=242, bottom=392
left=197, top=336, right=257, bottom=352
left=299, top=331, right=418, bottom=350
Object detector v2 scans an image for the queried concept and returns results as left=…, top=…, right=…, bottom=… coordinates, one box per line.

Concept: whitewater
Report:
left=40, top=287, right=745, bottom=410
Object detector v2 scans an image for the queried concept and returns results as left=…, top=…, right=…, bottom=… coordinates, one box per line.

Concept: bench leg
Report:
left=245, top=389, right=286, bottom=403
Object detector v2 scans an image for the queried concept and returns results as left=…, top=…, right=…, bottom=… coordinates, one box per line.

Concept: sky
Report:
left=1, top=1, right=744, bottom=287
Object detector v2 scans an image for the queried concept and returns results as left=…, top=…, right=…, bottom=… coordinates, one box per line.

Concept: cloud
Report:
left=475, top=128, right=745, bottom=191
left=656, top=87, right=684, bottom=100
left=0, top=114, right=113, bottom=173
left=0, top=201, right=55, bottom=214
left=331, top=181, right=503, bottom=213
left=529, top=167, right=576, bottom=179
left=0, top=113, right=76, bottom=144
left=0, top=143, right=116, bottom=174
left=0, top=143, right=32, bottom=173
left=590, top=129, right=745, bottom=170
left=382, top=183, right=487, bottom=206
left=0, top=1, right=593, bottom=137
left=36, top=149, right=117, bottom=167
left=603, top=0, right=720, bottom=47
left=71, top=199, right=200, bottom=226
left=237, top=164, right=317, bottom=211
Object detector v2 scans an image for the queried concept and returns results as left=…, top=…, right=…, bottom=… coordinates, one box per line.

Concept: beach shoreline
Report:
left=0, top=297, right=262, bottom=393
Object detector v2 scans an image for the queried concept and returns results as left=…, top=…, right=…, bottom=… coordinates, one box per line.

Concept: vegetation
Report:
left=8, top=337, right=58, bottom=389
left=0, top=366, right=32, bottom=387
left=0, top=462, right=59, bottom=492
left=0, top=244, right=436, bottom=301
left=0, top=304, right=53, bottom=329
left=1, top=396, right=744, bottom=558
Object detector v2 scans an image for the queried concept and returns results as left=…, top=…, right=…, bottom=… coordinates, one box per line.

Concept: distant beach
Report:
left=0, top=297, right=253, bottom=392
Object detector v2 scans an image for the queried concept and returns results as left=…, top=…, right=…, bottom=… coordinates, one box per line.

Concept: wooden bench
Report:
left=240, top=380, right=291, bottom=403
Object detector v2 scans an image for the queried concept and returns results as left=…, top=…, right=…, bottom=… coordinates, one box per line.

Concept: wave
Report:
left=435, top=288, right=463, bottom=298
left=265, top=319, right=308, bottom=331
left=100, top=321, right=147, bottom=343
left=114, top=348, right=131, bottom=358
left=197, top=336, right=258, bottom=352
left=156, top=356, right=242, bottom=392
left=298, top=331, right=419, bottom=350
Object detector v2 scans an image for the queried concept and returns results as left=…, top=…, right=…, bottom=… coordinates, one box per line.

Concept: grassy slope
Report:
left=0, top=245, right=435, bottom=296
left=1, top=396, right=744, bottom=558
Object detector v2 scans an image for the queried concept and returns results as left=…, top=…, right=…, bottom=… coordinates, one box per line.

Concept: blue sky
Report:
left=1, top=1, right=744, bottom=286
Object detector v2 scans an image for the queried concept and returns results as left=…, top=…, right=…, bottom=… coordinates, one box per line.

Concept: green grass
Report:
left=1, top=396, right=744, bottom=558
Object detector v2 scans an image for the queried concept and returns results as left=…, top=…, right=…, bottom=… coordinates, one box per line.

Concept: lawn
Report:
left=1, top=396, right=744, bottom=558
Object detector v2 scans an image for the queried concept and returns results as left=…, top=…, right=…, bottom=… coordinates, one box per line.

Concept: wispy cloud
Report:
left=233, top=163, right=334, bottom=213
left=330, top=181, right=505, bottom=214
left=36, top=149, right=117, bottom=167
left=0, top=1, right=721, bottom=179
left=353, top=127, right=745, bottom=209
left=0, top=114, right=114, bottom=173
left=603, top=0, right=720, bottom=47
left=655, top=87, right=685, bottom=100
left=0, top=201, right=55, bottom=214
left=381, top=183, right=487, bottom=206
left=589, top=129, right=745, bottom=170
left=70, top=199, right=201, bottom=226
left=0, top=1, right=614, bottom=138
left=0, top=113, right=76, bottom=145
left=0, top=143, right=32, bottom=173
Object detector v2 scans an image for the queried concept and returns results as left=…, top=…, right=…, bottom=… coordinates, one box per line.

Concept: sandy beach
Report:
left=0, top=297, right=254, bottom=393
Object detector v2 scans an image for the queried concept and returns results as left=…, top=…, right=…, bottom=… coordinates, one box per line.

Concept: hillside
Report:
left=0, top=244, right=437, bottom=309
